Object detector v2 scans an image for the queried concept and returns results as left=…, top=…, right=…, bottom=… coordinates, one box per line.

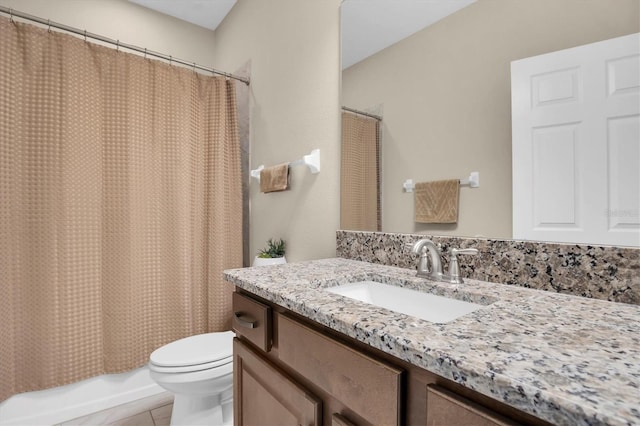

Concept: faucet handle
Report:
left=447, top=248, right=478, bottom=284
left=451, top=248, right=478, bottom=257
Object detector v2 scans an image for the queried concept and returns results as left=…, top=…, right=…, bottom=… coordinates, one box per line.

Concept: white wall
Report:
left=0, top=0, right=216, bottom=67
left=213, top=0, right=342, bottom=262
left=342, top=0, right=640, bottom=239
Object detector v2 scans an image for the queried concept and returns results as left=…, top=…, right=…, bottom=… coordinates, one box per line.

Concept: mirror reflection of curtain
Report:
left=0, top=17, right=242, bottom=401
left=341, top=111, right=381, bottom=231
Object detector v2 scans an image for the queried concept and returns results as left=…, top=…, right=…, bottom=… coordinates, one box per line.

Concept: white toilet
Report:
left=149, top=331, right=234, bottom=426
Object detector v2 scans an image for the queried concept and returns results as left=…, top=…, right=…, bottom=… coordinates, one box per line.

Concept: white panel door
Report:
left=512, top=33, right=640, bottom=247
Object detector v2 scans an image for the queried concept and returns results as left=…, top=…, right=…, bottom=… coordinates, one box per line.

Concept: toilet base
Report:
left=170, top=387, right=233, bottom=426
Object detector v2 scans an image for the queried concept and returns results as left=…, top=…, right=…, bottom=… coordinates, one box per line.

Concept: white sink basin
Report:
left=326, top=281, right=485, bottom=324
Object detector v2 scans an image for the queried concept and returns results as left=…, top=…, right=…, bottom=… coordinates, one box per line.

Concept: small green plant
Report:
left=257, top=238, right=286, bottom=258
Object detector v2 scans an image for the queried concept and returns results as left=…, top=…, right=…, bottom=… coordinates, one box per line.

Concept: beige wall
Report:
left=342, top=0, right=640, bottom=239
left=0, top=0, right=217, bottom=66
left=213, top=0, right=342, bottom=262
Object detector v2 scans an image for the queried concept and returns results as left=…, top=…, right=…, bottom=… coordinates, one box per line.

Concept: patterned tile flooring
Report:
left=57, top=392, right=173, bottom=426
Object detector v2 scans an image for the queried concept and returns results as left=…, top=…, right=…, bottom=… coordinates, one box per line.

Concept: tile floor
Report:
left=57, top=392, right=173, bottom=426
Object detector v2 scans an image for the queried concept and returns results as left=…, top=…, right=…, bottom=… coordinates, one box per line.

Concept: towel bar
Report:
left=250, top=149, right=321, bottom=183
left=403, top=172, right=479, bottom=193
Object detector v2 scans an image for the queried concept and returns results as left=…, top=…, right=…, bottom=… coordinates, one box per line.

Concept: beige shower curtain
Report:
left=341, top=111, right=381, bottom=231
left=0, top=17, right=242, bottom=401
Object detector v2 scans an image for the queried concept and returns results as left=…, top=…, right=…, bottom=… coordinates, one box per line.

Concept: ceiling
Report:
left=127, top=0, right=476, bottom=69
left=341, top=0, right=476, bottom=69
left=128, top=0, right=236, bottom=31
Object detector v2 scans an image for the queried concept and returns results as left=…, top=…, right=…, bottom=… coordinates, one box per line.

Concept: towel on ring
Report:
left=260, top=163, right=290, bottom=193
left=414, top=179, right=459, bottom=223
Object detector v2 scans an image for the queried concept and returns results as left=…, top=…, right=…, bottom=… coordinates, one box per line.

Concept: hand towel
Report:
left=260, top=163, right=290, bottom=193
left=414, top=179, right=459, bottom=223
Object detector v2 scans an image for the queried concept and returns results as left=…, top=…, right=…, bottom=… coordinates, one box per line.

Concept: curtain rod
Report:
left=341, top=106, right=382, bottom=121
left=0, top=6, right=250, bottom=86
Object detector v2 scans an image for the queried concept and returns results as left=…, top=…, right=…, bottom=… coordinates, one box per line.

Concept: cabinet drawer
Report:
left=277, top=313, right=403, bottom=425
left=427, top=385, right=520, bottom=426
left=232, top=292, right=272, bottom=352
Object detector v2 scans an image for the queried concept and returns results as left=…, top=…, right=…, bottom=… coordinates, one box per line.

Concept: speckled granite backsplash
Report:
left=336, top=231, right=640, bottom=305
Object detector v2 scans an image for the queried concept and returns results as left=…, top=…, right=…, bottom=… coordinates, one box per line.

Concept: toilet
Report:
left=149, top=331, right=234, bottom=426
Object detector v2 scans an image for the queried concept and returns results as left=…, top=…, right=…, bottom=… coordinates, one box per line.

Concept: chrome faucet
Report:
left=412, top=238, right=478, bottom=284
left=411, top=239, right=443, bottom=281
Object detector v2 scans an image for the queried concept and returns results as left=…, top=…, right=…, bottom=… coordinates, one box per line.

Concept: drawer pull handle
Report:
left=234, top=312, right=256, bottom=329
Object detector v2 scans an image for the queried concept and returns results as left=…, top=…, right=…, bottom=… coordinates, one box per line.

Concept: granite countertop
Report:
left=223, top=258, right=640, bottom=426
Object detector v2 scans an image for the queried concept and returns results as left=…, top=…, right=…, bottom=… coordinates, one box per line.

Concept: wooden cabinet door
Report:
left=331, top=413, right=358, bottom=426
left=427, top=385, right=520, bottom=426
left=277, top=313, right=403, bottom=425
left=234, top=338, right=322, bottom=426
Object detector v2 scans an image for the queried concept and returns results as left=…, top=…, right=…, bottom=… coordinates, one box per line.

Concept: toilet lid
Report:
left=150, top=331, right=234, bottom=368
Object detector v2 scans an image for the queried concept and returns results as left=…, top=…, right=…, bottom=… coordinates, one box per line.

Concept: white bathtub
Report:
left=0, top=366, right=164, bottom=425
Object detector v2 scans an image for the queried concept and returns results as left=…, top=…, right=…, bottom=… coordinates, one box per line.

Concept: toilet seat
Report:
left=149, top=331, right=234, bottom=374
left=149, top=356, right=232, bottom=374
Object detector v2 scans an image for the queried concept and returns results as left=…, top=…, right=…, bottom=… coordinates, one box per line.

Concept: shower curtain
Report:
left=0, top=17, right=243, bottom=401
left=341, top=111, right=381, bottom=231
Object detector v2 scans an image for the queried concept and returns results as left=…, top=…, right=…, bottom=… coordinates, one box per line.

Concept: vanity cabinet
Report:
left=232, top=289, right=548, bottom=426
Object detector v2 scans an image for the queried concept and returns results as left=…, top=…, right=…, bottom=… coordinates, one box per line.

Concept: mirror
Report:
left=340, top=0, right=639, bottom=243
